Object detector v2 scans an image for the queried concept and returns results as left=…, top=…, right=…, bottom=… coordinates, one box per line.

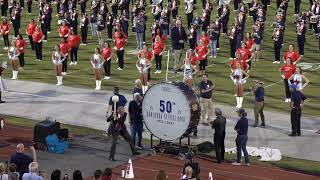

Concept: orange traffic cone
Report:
left=125, top=159, right=134, bottom=179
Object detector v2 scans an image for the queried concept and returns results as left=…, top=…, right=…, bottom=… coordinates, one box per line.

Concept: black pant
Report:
left=284, top=79, right=293, bottom=99
left=81, top=27, right=88, bottom=44
left=41, top=24, right=48, bottom=40
left=155, top=54, right=162, bottom=70
left=107, top=26, right=113, bottom=39
left=117, top=50, right=124, bottom=69
left=222, top=18, right=229, bottom=34
left=18, top=53, right=25, bottom=67
left=216, top=34, right=220, bottom=48
left=297, top=35, right=305, bottom=55
left=234, top=0, right=240, bottom=10
left=148, top=68, right=151, bottom=81
left=186, top=13, right=193, bottom=29
left=27, top=1, right=32, bottom=13
left=274, top=41, right=281, bottom=62
left=2, top=35, right=9, bottom=47
left=291, top=107, right=301, bottom=135
left=70, top=47, right=78, bottom=62
left=20, top=0, right=24, bottom=7
left=34, top=42, right=42, bottom=60
left=214, top=134, right=225, bottom=163
left=1, top=5, right=7, bottom=17
left=103, top=60, right=111, bottom=76
left=294, top=0, right=301, bottom=14
left=62, top=56, right=68, bottom=72
left=13, top=24, right=20, bottom=37
left=230, top=38, right=236, bottom=58
left=28, top=36, right=34, bottom=50
left=109, top=131, right=135, bottom=159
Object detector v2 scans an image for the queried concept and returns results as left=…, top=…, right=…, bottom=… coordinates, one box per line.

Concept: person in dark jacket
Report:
left=250, top=80, right=265, bottom=128
left=171, top=19, right=187, bottom=72
left=289, top=84, right=307, bottom=136
left=232, top=108, right=250, bottom=166
left=210, top=108, right=226, bottom=163
left=107, top=106, right=140, bottom=161
left=129, top=93, right=143, bottom=149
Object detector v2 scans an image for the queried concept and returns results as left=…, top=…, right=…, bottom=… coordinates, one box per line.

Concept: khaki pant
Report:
left=173, top=49, right=182, bottom=70
left=254, top=101, right=265, bottom=126
left=200, top=97, right=213, bottom=124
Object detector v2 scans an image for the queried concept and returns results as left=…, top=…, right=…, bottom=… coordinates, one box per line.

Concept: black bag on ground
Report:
left=196, top=141, right=215, bottom=153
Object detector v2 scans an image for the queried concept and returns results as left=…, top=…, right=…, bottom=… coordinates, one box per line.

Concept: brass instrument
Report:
left=272, top=28, right=280, bottom=41
left=184, top=0, right=194, bottom=14
left=229, top=26, right=236, bottom=39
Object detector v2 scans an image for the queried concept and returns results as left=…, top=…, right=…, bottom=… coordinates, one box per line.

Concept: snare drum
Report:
left=310, top=15, right=319, bottom=24
left=142, top=81, right=200, bottom=140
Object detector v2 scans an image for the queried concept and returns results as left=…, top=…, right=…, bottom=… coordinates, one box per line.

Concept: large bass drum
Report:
left=142, top=81, right=200, bottom=141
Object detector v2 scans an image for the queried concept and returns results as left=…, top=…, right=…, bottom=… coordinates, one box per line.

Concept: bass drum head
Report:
left=142, top=81, right=200, bottom=141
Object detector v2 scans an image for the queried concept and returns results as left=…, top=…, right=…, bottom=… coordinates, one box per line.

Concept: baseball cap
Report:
left=236, top=108, right=247, bottom=116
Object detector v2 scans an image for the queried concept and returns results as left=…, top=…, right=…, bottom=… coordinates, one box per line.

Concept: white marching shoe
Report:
left=11, top=71, right=18, bottom=80
left=95, top=80, right=101, bottom=90
left=56, top=76, right=63, bottom=85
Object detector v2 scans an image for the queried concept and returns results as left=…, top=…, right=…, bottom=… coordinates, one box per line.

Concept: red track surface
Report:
left=112, top=154, right=320, bottom=180
left=1, top=125, right=319, bottom=180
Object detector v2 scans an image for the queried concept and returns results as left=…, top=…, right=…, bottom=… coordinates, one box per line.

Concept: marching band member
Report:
left=228, top=23, right=237, bottom=59
left=32, top=26, right=45, bottom=61
left=52, top=45, right=65, bottom=86
left=182, top=49, right=197, bottom=88
left=80, top=13, right=89, bottom=45
left=283, top=44, right=302, bottom=65
left=152, top=36, right=165, bottom=74
left=0, top=18, right=10, bottom=50
left=26, top=19, right=36, bottom=50
left=252, top=24, right=262, bottom=61
left=70, top=8, right=78, bottom=34
left=159, top=10, right=169, bottom=37
left=243, top=32, right=254, bottom=53
left=15, top=34, right=26, bottom=70
left=152, top=26, right=166, bottom=43
left=58, top=21, right=71, bottom=39
left=288, top=67, right=310, bottom=91
left=195, top=39, right=209, bottom=76
left=272, top=27, right=283, bottom=64
left=59, top=38, right=70, bottom=75
left=136, top=49, right=151, bottom=94
left=0, top=61, right=7, bottom=103
left=11, top=4, right=21, bottom=37
left=185, top=0, right=194, bottom=28
left=280, top=58, right=296, bottom=102
left=79, top=0, right=87, bottom=14
left=170, top=0, right=179, bottom=19
left=96, top=14, right=105, bottom=45
left=39, top=7, right=50, bottom=41
left=230, top=62, right=249, bottom=108
left=101, top=41, right=112, bottom=80
left=90, top=12, right=97, bottom=37
left=114, top=31, right=126, bottom=70
left=106, top=13, right=114, bottom=40
left=188, top=23, right=197, bottom=50
left=8, top=41, right=20, bottom=80
left=309, top=0, right=319, bottom=32
left=90, top=47, right=103, bottom=90
left=296, top=21, right=306, bottom=56
left=67, top=30, right=81, bottom=65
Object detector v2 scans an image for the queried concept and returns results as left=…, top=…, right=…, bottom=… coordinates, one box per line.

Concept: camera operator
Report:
left=182, top=152, right=200, bottom=180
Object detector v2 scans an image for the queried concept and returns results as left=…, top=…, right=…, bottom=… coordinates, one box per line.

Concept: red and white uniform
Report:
left=152, top=41, right=165, bottom=55
left=236, top=48, right=252, bottom=62
left=191, top=55, right=199, bottom=66
left=26, top=22, right=36, bottom=36
left=0, top=22, right=10, bottom=35
left=59, top=25, right=71, bottom=38
left=15, top=39, right=27, bottom=54
left=67, top=34, right=81, bottom=48
left=199, top=34, right=210, bottom=47
left=114, top=37, right=126, bottom=50
left=113, top=31, right=127, bottom=40
left=152, top=34, right=166, bottom=43
left=195, top=45, right=208, bottom=61
left=139, top=51, right=153, bottom=62
left=280, top=64, right=296, bottom=79
left=101, top=47, right=112, bottom=61
left=59, top=42, right=70, bottom=56
left=32, top=30, right=44, bottom=43
left=230, top=58, right=249, bottom=71
left=244, top=38, right=254, bottom=51
left=283, top=51, right=301, bottom=64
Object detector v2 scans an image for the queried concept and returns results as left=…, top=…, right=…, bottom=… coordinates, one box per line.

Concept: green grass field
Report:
left=1, top=0, right=319, bottom=116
